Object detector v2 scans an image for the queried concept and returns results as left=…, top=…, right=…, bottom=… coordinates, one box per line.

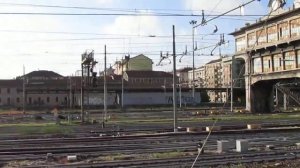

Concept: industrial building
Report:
left=230, top=0, right=300, bottom=112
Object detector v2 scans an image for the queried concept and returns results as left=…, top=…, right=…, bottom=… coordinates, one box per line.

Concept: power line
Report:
left=0, top=2, right=272, bottom=20
left=0, top=2, right=262, bottom=15
left=0, top=2, right=201, bottom=15
left=0, top=29, right=225, bottom=37
left=194, top=0, right=258, bottom=28
left=4, top=37, right=223, bottom=43
left=0, top=12, right=277, bottom=17
left=206, top=0, right=224, bottom=19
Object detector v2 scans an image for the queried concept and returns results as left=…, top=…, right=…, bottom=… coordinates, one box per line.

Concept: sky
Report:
left=0, top=0, right=295, bottom=79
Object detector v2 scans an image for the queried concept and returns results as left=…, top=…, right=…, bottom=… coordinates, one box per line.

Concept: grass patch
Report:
left=108, top=113, right=300, bottom=125
left=94, top=151, right=193, bottom=162
left=16, top=124, right=73, bottom=135
left=0, top=123, right=74, bottom=135
left=149, top=151, right=187, bottom=159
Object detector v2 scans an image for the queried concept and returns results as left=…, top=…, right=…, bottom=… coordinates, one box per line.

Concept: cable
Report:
left=191, top=119, right=218, bottom=168
left=0, top=1, right=274, bottom=18
left=0, top=12, right=281, bottom=17
left=206, top=0, right=224, bottom=20
left=194, top=0, right=257, bottom=28
left=0, top=29, right=225, bottom=37
left=0, top=2, right=274, bottom=18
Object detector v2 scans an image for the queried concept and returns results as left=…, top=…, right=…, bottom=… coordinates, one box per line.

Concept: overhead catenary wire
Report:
left=194, top=0, right=258, bottom=28
left=0, top=2, right=275, bottom=18
left=0, top=12, right=282, bottom=17
left=0, top=29, right=226, bottom=36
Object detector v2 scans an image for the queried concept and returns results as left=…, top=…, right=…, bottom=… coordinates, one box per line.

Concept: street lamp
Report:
left=190, top=20, right=197, bottom=101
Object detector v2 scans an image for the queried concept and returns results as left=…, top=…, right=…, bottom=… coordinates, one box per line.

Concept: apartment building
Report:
left=113, top=54, right=153, bottom=75
left=177, top=67, right=193, bottom=87
left=204, top=58, right=223, bottom=102
left=188, top=66, right=205, bottom=88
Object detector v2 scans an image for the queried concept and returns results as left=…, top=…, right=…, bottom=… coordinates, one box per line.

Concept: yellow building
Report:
left=114, top=54, right=153, bottom=75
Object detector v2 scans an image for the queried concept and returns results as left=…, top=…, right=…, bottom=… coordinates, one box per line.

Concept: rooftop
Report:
left=20, top=70, right=63, bottom=79
left=125, top=70, right=173, bottom=78
left=230, top=6, right=300, bottom=36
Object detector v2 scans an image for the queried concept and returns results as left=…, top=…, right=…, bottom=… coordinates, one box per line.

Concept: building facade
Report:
left=113, top=54, right=153, bottom=75
left=177, top=67, right=193, bottom=87
left=204, top=59, right=223, bottom=102
left=188, top=66, right=205, bottom=88
left=230, top=4, right=300, bottom=112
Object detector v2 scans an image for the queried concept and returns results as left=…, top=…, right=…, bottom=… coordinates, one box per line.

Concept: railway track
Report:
left=1, top=125, right=300, bottom=167
left=22, top=149, right=300, bottom=168
left=0, top=132, right=300, bottom=167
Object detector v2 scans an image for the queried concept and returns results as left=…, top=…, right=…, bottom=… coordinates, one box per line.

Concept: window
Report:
left=47, top=97, right=50, bottom=103
left=284, top=51, right=295, bottom=70
left=273, top=54, right=283, bottom=71
left=28, top=97, right=32, bottom=104
left=253, top=57, right=262, bottom=73
left=236, top=36, right=246, bottom=51
left=257, top=29, right=267, bottom=45
left=7, top=88, right=10, bottom=94
left=278, top=22, right=289, bottom=40
left=56, top=97, right=59, bottom=103
left=267, top=25, right=277, bottom=42
left=16, top=97, right=20, bottom=103
left=291, top=18, right=300, bottom=37
left=297, top=50, right=300, bottom=68
left=263, top=56, right=272, bottom=73
left=247, top=32, right=256, bottom=47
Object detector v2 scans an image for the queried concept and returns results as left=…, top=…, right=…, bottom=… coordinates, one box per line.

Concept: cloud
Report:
left=0, top=4, right=79, bottom=78
left=95, top=0, right=120, bottom=6
left=102, top=14, right=165, bottom=36
left=100, top=14, right=170, bottom=68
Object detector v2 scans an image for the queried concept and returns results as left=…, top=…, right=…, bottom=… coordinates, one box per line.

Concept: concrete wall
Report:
left=74, top=91, right=201, bottom=106
left=77, top=92, right=117, bottom=106
left=123, top=92, right=201, bottom=105
left=0, top=87, right=19, bottom=106
left=0, top=88, right=71, bottom=108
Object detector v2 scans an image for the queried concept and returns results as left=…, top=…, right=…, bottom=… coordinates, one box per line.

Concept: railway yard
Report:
left=0, top=108, right=300, bottom=167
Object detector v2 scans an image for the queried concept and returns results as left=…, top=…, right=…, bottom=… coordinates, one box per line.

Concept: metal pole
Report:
left=192, top=26, right=195, bottom=100
left=104, top=45, right=107, bottom=121
left=121, top=57, right=124, bottom=109
left=179, top=84, right=182, bottom=108
left=275, top=87, right=278, bottom=106
left=231, top=56, right=235, bottom=112
left=69, top=76, right=72, bottom=108
left=69, top=76, right=72, bottom=123
left=284, top=93, right=287, bottom=110
left=22, top=65, right=26, bottom=114
left=172, top=25, right=178, bottom=132
left=81, top=63, right=84, bottom=123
